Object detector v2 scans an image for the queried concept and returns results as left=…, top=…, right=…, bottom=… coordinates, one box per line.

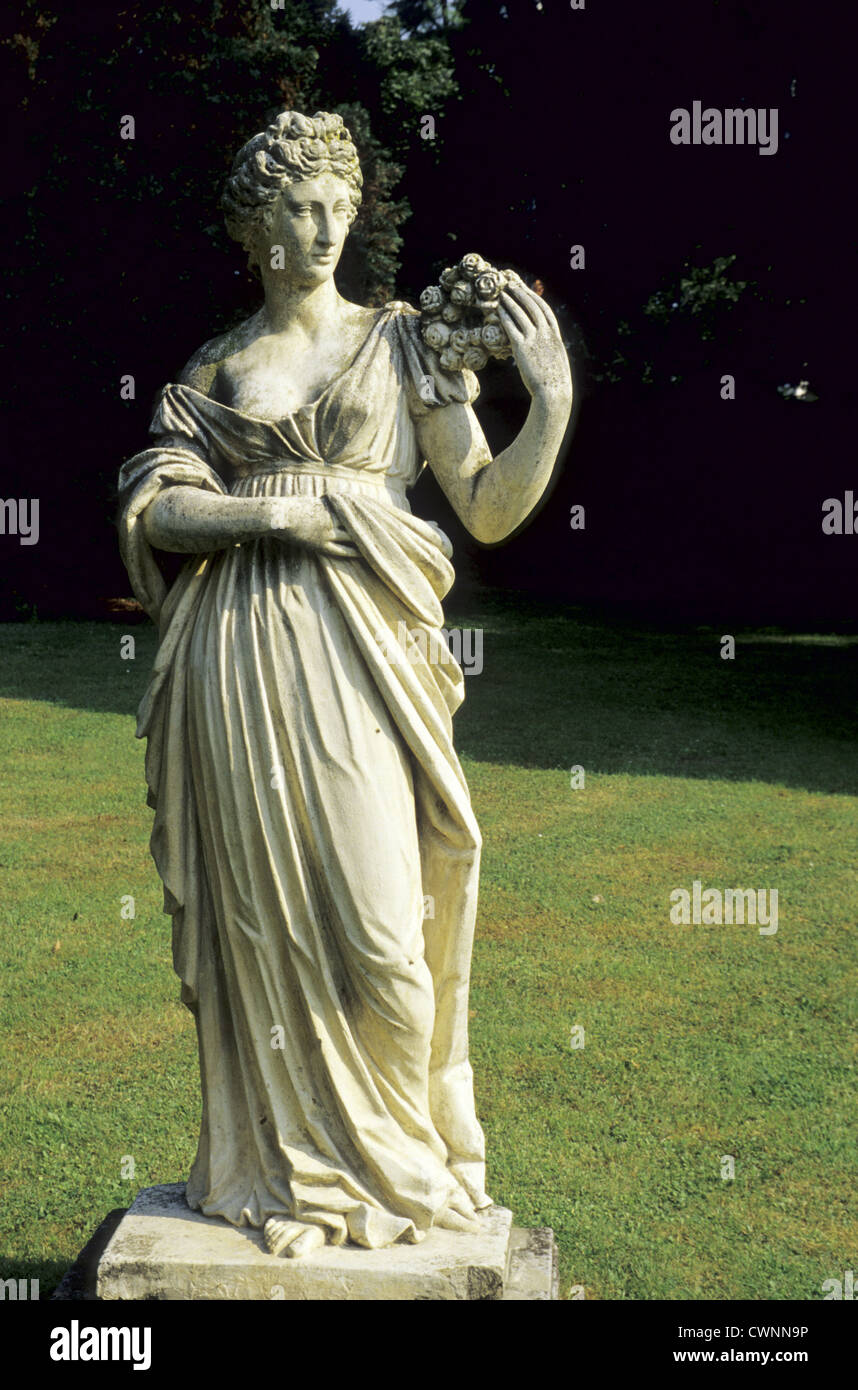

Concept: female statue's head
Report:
left=221, top=110, right=363, bottom=280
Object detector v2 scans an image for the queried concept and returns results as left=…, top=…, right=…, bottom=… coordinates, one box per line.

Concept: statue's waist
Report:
left=231, top=463, right=411, bottom=510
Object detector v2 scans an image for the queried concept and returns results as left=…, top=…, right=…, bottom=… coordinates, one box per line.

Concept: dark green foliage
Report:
left=644, top=255, right=749, bottom=337
left=3, top=0, right=462, bottom=391
left=358, top=13, right=458, bottom=155
left=1, top=0, right=842, bottom=624
left=586, top=254, right=753, bottom=388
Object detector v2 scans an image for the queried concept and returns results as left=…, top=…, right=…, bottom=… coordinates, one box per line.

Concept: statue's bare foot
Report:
left=264, top=1218, right=304, bottom=1256
left=286, top=1225, right=326, bottom=1259
left=434, top=1191, right=481, bottom=1233
left=264, top=1217, right=326, bottom=1259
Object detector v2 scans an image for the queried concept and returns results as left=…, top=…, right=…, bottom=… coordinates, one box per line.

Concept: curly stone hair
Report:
left=221, top=110, right=363, bottom=270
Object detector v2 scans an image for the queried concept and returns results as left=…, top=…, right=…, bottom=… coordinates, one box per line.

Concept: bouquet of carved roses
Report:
left=418, top=253, right=519, bottom=372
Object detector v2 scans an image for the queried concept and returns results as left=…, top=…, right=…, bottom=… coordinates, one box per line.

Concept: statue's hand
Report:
left=269, top=496, right=360, bottom=559
left=497, top=281, right=572, bottom=405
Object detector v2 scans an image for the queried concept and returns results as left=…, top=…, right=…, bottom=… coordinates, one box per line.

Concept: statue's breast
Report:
left=161, top=311, right=420, bottom=484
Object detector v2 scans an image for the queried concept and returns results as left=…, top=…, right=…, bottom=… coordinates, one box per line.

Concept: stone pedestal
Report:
left=79, top=1184, right=557, bottom=1301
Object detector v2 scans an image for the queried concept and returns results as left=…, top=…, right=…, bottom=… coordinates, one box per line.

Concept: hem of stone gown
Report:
left=184, top=1175, right=494, bottom=1251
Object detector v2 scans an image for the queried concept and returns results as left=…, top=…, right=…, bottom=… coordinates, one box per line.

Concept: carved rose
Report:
left=463, top=346, right=489, bottom=371
left=481, top=322, right=506, bottom=351
left=450, top=328, right=470, bottom=354
left=442, top=303, right=462, bottom=323
left=467, top=327, right=484, bottom=347
left=439, top=267, right=458, bottom=289
left=450, top=281, right=474, bottom=306
left=460, top=253, right=487, bottom=278
left=476, top=270, right=503, bottom=300
left=420, top=285, right=444, bottom=312
left=422, top=320, right=451, bottom=350
left=440, top=347, right=464, bottom=371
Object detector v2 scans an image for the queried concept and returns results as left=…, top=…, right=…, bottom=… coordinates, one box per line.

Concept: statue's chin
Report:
left=288, top=262, right=338, bottom=289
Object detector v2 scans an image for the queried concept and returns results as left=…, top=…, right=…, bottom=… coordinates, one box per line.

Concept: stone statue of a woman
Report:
left=118, top=110, right=572, bottom=1261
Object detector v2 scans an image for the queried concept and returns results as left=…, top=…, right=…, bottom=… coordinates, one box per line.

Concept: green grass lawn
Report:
left=1, top=599, right=856, bottom=1299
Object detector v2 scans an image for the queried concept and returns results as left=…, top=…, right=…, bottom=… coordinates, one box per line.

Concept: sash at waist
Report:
left=231, top=464, right=411, bottom=511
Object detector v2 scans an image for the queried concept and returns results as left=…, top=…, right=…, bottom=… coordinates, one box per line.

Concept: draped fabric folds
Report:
left=117, top=303, right=490, bottom=1247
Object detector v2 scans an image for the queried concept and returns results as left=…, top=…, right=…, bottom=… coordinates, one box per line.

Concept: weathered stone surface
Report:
left=55, top=1201, right=562, bottom=1301
left=96, top=1185, right=515, bottom=1301
left=501, top=1226, right=559, bottom=1301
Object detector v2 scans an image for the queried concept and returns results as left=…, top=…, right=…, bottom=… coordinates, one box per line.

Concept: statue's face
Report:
left=260, top=172, right=352, bottom=286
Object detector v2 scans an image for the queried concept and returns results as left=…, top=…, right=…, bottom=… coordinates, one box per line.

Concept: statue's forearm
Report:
left=469, top=388, right=571, bottom=543
left=142, top=487, right=277, bottom=553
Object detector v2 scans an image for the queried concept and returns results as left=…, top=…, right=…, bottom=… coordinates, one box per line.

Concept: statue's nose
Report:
left=315, top=211, right=339, bottom=247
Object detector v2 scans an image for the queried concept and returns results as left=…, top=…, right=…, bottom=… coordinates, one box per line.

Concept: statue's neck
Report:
left=258, top=276, right=341, bottom=336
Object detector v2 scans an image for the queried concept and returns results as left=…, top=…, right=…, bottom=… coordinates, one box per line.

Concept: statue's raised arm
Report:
left=416, top=279, right=572, bottom=543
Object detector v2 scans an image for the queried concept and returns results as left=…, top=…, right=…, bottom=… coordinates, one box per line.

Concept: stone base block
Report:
left=502, top=1226, right=559, bottom=1300
left=95, top=1184, right=517, bottom=1301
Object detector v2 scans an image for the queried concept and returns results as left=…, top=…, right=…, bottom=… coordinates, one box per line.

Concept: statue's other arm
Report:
left=417, top=281, right=573, bottom=545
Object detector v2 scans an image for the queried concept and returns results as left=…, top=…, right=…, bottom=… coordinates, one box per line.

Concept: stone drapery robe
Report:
left=117, top=303, right=489, bottom=1249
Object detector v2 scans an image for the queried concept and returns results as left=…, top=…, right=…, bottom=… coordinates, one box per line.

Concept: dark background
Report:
left=1, top=0, right=852, bottom=626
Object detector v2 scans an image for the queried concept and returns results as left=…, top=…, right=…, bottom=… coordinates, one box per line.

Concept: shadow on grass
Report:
left=1, top=595, right=856, bottom=795
left=0, top=1257, right=73, bottom=1300
left=451, top=596, right=858, bottom=797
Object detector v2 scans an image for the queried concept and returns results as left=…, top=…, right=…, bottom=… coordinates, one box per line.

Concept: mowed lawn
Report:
left=0, top=601, right=856, bottom=1300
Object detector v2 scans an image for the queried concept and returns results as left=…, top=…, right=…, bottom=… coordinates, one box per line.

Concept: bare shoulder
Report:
left=176, top=314, right=262, bottom=394
left=341, top=299, right=384, bottom=338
